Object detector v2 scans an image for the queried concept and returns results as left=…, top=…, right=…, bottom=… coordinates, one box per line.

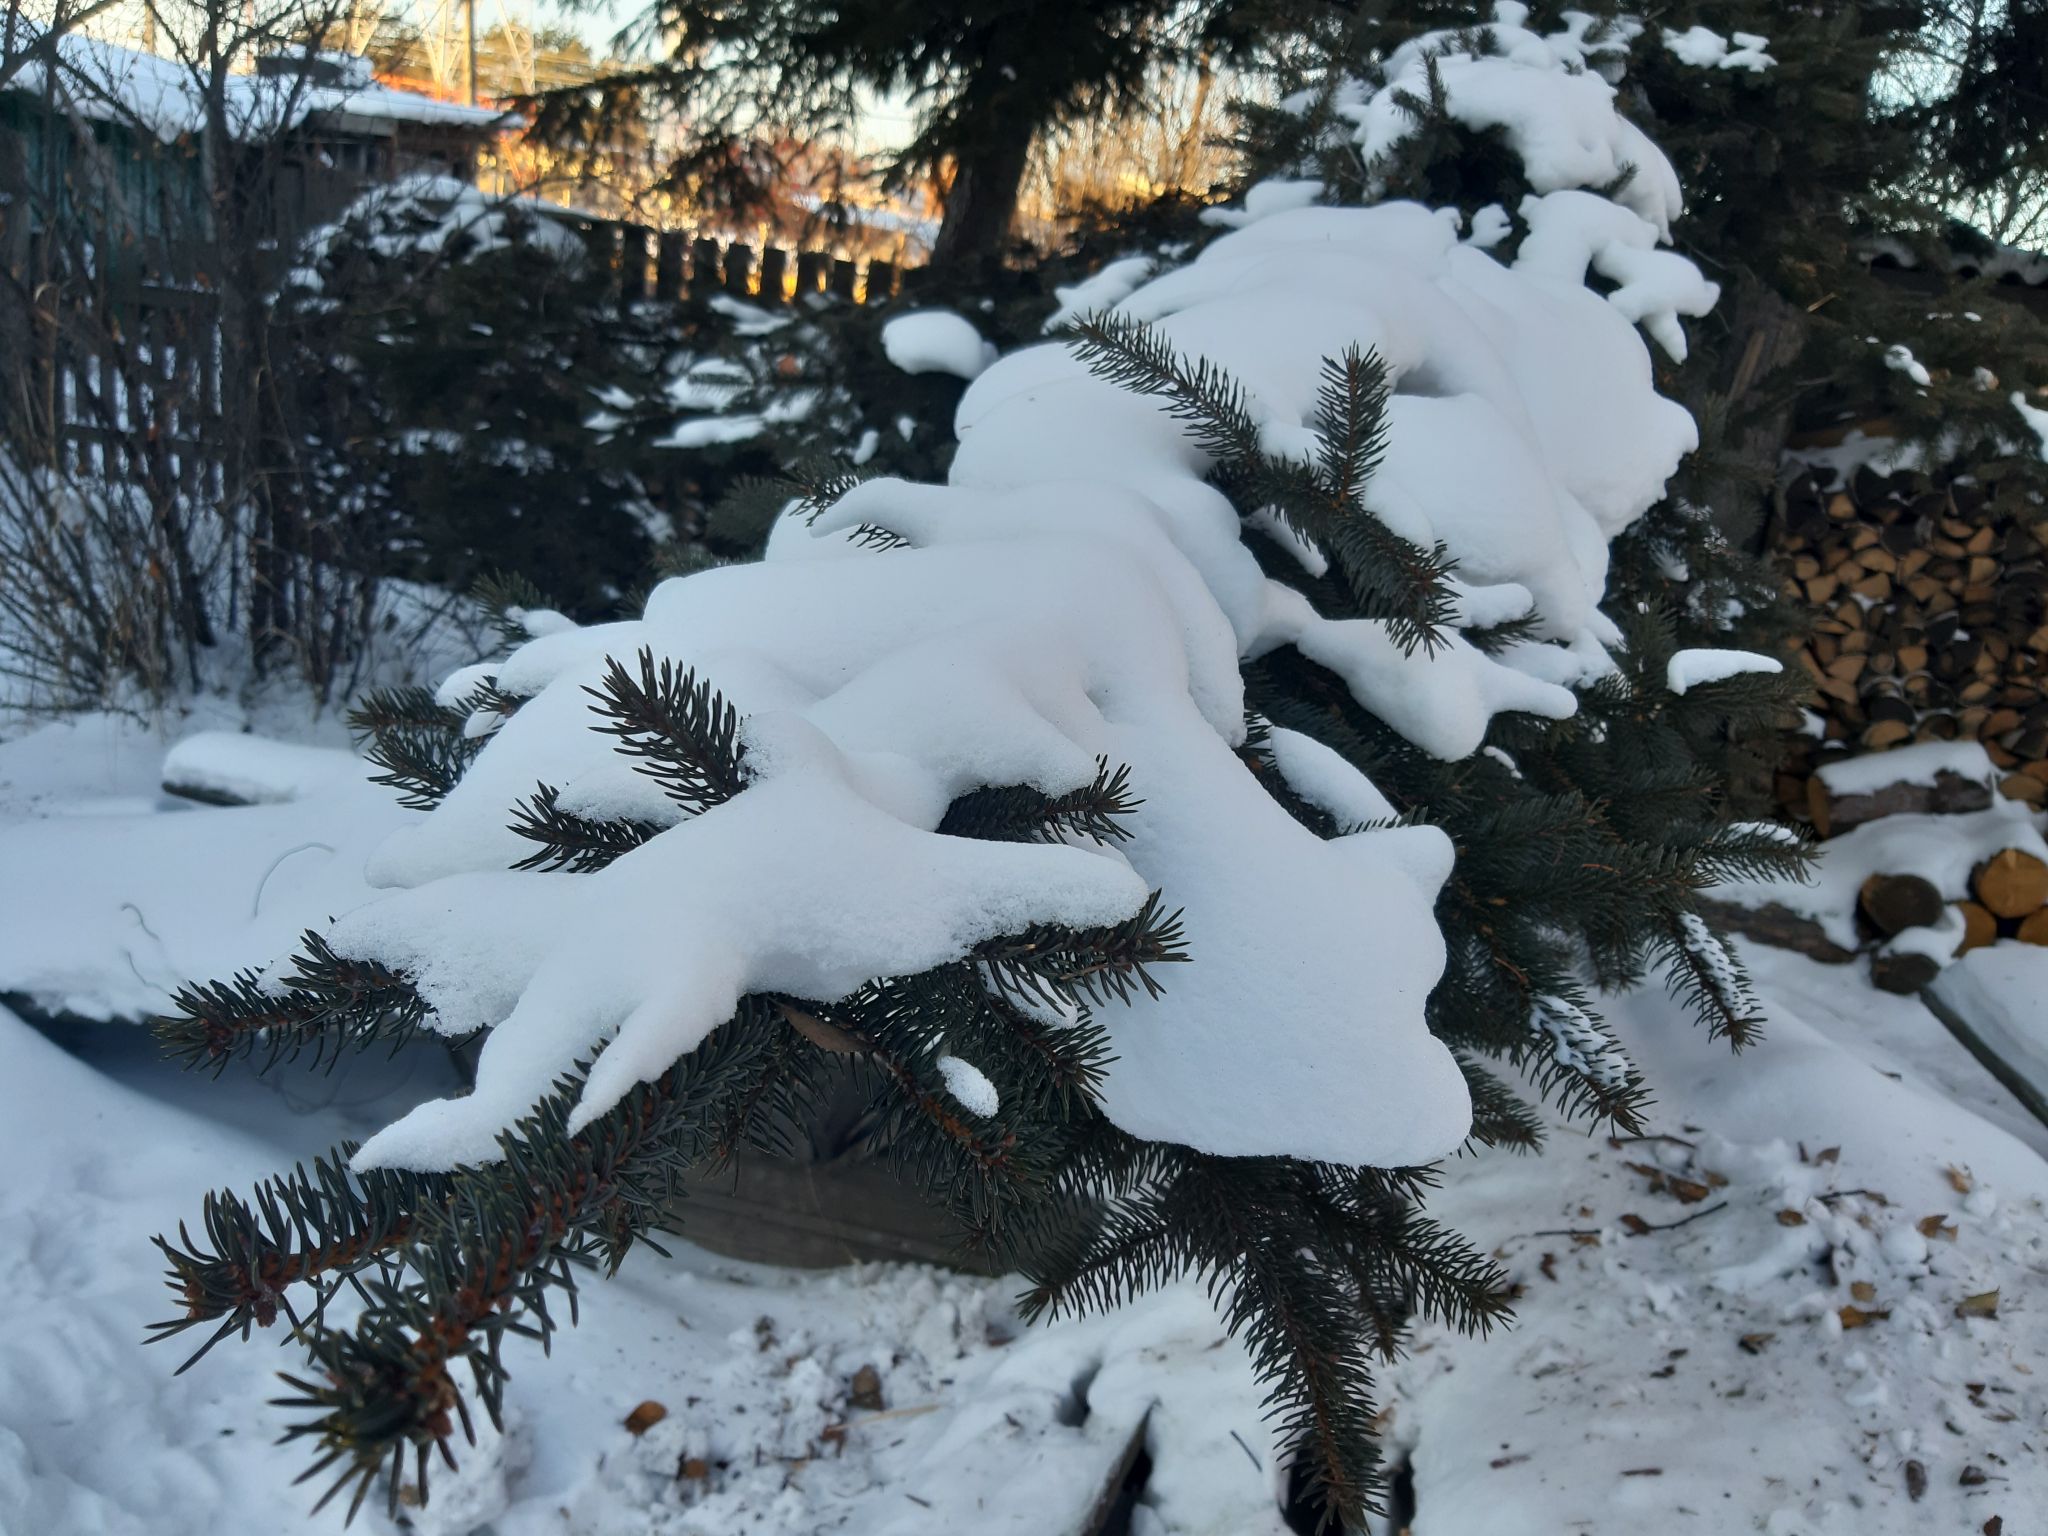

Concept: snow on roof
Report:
left=4, top=30, right=507, bottom=143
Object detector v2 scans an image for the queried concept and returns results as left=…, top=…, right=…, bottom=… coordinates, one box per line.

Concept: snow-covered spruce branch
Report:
left=148, top=25, right=1809, bottom=1524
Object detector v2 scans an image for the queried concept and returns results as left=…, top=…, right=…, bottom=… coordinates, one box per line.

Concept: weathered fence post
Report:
left=619, top=225, right=649, bottom=303
left=758, top=246, right=789, bottom=303
left=656, top=231, right=685, bottom=299
left=690, top=236, right=721, bottom=294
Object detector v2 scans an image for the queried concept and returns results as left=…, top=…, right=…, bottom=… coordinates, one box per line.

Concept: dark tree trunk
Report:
left=1684, top=272, right=1811, bottom=546
left=927, top=110, right=1037, bottom=273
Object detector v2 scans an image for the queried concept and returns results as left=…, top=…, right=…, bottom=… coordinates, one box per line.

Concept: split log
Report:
left=1694, top=898, right=1855, bottom=964
left=2017, top=909, right=2048, bottom=947
left=1954, top=901, right=1998, bottom=955
left=1776, top=463, right=2048, bottom=809
left=1859, top=873, right=1945, bottom=936
left=1871, top=949, right=1943, bottom=995
left=1806, top=768, right=1993, bottom=837
left=1973, top=848, right=2048, bottom=920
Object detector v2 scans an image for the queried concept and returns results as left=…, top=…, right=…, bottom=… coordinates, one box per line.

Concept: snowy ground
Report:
left=2, top=716, right=2044, bottom=1535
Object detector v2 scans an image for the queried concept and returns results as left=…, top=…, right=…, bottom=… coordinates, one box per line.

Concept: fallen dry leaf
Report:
left=624, top=1400, right=668, bottom=1436
left=1918, top=1213, right=1957, bottom=1240
left=1955, top=1290, right=2000, bottom=1320
left=1776, top=1209, right=1808, bottom=1227
left=1668, top=1176, right=1712, bottom=1204
left=1739, top=1332, right=1775, bottom=1355
left=1983, top=1518, right=2003, bottom=1536
left=1946, top=1165, right=1975, bottom=1194
left=1905, top=1459, right=1928, bottom=1502
left=1539, top=1252, right=1558, bottom=1281
left=1815, top=1146, right=1841, bottom=1165
left=1851, top=1280, right=1878, bottom=1303
left=1960, top=1465, right=1988, bottom=1487
left=1619, top=1213, right=1652, bottom=1236
left=680, top=1456, right=710, bottom=1480
left=1838, top=1304, right=1890, bottom=1330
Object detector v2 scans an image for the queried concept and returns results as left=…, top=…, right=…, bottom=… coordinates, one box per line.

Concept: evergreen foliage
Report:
left=276, top=189, right=672, bottom=620
left=528, top=0, right=1278, bottom=269
left=141, top=13, right=1826, bottom=1531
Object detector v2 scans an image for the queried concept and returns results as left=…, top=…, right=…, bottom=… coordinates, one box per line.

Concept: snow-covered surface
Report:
left=1934, top=943, right=2048, bottom=1109
left=1815, top=740, right=1997, bottom=799
left=1044, top=256, right=1155, bottom=332
left=2012, top=391, right=2048, bottom=459
left=160, top=730, right=372, bottom=805
left=1666, top=647, right=1782, bottom=695
left=1340, top=7, right=1682, bottom=237
left=1715, top=802, right=2048, bottom=953
left=347, top=480, right=1469, bottom=1171
left=327, top=165, right=1744, bottom=1174
left=1370, top=943, right=2047, bottom=1535
left=880, top=311, right=998, bottom=380
left=0, top=991, right=1308, bottom=1536
left=1663, top=24, right=1775, bottom=72
left=5, top=911, right=2044, bottom=1536
left=0, top=715, right=411, bottom=1021
left=8, top=32, right=506, bottom=143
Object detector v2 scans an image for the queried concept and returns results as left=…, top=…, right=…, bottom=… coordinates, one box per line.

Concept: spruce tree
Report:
left=144, top=15, right=1807, bottom=1530
left=277, top=184, right=670, bottom=618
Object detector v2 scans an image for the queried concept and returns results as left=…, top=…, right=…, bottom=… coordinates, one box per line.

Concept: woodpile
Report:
left=1773, top=460, right=2048, bottom=819
left=1852, top=849, right=2048, bottom=994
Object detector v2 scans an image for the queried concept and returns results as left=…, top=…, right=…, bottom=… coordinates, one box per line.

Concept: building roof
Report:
left=4, top=30, right=509, bottom=143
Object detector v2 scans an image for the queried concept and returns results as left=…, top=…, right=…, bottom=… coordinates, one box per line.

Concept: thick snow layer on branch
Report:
left=1665, top=648, right=1782, bottom=695
left=2012, top=392, right=2048, bottom=458
left=354, top=481, right=1465, bottom=1171
left=881, top=312, right=997, bottom=380
left=1341, top=6, right=1684, bottom=237
left=1663, top=25, right=1775, bottom=72
left=1814, top=741, right=1996, bottom=799
left=346, top=188, right=1707, bottom=1174
left=1715, top=803, right=2048, bottom=952
left=1517, top=191, right=1720, bottom=361
left=1045, top=257, right=1156, bottom=332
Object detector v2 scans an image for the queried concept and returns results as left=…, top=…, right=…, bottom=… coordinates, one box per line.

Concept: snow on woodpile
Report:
left=1715, top=802, right=2048, bottom=953
left=1814, top=741, right=1998, bottom=800
left=318, top=20, right=1737, bottom=1179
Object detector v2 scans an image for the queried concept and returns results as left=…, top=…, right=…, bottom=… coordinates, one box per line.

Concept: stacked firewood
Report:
left=1774, top=461, right=2048, bottom=820
left=1857, top=850, right=2048, bottom=992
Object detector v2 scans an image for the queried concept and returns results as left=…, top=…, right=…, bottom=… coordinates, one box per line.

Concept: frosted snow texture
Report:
left=339, top=188, right=1717, bottom=1176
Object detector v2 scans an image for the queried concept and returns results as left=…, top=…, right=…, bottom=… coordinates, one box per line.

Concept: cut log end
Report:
left=1871, top=950, right=1943, bottom=995
left=1973, top=848, right=2048, bottom=920
left=1954, top=901, right=1998, bottom=956
left=1859, top=873, right=1945, bottom=937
